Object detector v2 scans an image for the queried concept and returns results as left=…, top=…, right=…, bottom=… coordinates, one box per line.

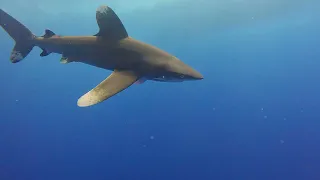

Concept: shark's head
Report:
left=153, top=56, right=203, bottom=82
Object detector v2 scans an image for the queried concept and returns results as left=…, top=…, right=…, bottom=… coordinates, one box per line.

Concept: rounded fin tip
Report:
left=10, top=50, right=24, bottom=63
left=77, top=94, right=102, bottom=107
left=97, top=5, right=110, bottom=15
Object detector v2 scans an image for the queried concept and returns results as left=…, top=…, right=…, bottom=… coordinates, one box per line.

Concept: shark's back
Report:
left=115, top=37, right=174, bottom=70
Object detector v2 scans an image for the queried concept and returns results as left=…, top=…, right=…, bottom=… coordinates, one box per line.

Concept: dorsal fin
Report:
left=42, top=29, right=55, bottom=38
left=94, top=5, right=128, bottom=41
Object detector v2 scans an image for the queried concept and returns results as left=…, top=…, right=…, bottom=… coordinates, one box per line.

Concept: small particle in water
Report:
left=252, top=17, right=254, bottom=20
left=142, top=145, right=147, bottom=148
left=15, top=99, right=19, bottom=102
left=261, top=108, right=264, bottom=111
left=284, top=118, right=287, bottom=121
left=150, top=136, right=154, bottom=140
left=300, top=108, right=304, bottom=113
left=212, top=107, right=216, bottom=111
left=264, top=115, right=267, bottom=119
left=280, top=140, right=284, bottom=144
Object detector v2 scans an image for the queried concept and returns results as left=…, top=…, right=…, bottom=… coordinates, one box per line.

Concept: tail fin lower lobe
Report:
left=0, top=9, right=35, bottom=63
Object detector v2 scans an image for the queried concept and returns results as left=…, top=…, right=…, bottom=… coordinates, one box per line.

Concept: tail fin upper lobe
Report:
left=0, top=9, right=35, bottom=63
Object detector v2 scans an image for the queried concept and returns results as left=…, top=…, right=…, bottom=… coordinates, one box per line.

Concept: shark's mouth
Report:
left=152, top=76, right=184, bottom=82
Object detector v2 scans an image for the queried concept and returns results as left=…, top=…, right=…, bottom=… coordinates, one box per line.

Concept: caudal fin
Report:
left=0, top=9, right=35, bottom=63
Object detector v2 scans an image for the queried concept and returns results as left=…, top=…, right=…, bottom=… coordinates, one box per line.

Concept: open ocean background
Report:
left=0, top=0, right=320, bottom=179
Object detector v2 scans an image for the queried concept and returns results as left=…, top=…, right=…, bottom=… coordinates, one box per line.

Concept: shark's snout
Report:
left=165, top=57, right=204, bottom=81
left=177, top=61, right=203, bottom=80
left=189, top=69, right=204, bottom=80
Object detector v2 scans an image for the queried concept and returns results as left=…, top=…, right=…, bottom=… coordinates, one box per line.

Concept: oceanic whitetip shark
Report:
left=0, top=5, right=203, bottom=107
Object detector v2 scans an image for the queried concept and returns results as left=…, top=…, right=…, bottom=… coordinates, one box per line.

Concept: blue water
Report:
left=1, top=0, right=320, bottom=179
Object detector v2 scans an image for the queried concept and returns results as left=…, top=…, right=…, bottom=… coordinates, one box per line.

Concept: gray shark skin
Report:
left=0, top=5, right=203, bottom=107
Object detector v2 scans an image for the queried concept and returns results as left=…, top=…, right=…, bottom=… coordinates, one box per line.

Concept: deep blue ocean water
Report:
left=0, top=0, right=320, bottom=179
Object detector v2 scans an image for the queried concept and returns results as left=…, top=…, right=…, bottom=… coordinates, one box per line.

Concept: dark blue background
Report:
left=0, top=1, right=319, bottom=179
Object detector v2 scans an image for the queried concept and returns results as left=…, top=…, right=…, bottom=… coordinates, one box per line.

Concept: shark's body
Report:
left=0, top=5, right=203, bottom=107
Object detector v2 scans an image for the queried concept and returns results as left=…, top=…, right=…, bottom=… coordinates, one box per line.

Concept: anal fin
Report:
left=60, top=55, right=78, bottom=64
left=77, top=70, right=139, bottom=107
left=40, top=48, right=51, bottom=57
left=60, top=56, right=69, bottom=64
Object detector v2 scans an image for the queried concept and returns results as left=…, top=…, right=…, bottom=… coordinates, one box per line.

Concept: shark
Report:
left=0, top=5, right=203, bottom=107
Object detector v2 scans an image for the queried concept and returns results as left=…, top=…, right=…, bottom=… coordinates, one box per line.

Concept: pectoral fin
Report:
left=77, top=70, right=139, bottom=107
